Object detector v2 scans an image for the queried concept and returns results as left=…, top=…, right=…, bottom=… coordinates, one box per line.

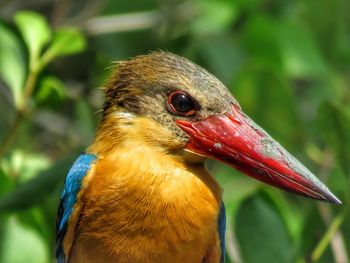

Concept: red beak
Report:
left=177, top=105, right=341, bottom=204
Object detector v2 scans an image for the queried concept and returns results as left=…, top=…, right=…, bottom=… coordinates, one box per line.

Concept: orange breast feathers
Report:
left=67, top=114, right=223, bottom=263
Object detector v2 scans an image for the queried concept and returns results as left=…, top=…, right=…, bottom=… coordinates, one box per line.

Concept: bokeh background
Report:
left=0, top=0, right=350, bottom=262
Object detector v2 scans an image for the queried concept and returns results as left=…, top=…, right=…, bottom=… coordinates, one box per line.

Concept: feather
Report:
left=218, top=203, right=226, bottom=263
left=56, top=154, right=97, bottom=262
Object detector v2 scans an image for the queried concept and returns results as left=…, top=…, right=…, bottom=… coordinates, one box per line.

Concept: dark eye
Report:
left=167, top=91, right=197, bottom=116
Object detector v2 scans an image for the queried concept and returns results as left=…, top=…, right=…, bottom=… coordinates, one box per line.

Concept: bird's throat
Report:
left=81, top=136, right=222, bottom=262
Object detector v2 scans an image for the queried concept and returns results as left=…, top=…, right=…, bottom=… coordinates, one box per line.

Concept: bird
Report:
left=56, top=51, right=341, bottom=263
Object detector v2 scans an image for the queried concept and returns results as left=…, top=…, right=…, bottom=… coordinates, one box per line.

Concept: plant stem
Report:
left=311, top=208, right=348, bottom=262
left=310, top=149, right=349, bottom=263
left=0, top=113, right=23, bottom=158
left=0, top=67, right=40, bottom=159
left=21, top=69, right=39, bottom=109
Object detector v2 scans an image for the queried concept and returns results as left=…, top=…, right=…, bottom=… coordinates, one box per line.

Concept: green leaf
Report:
left=262, top=189, right=304, bottom=242
left=212, top=161, right=259, bottom=216
left=242, top=15, right=283, bottom=71
left=235, top=195, right=294, bottom=263
left=298, top=207, right=335, bottom=263
left=0, top=22, right=26, bottom=107
left=277, top=21, right=328, bottom=79
left=318, top=102, right=350, bottom=177
left=190, top=0, right=238, bottom=35
left=242, top=16, right=328, bottom=78
left=36, top=75, right=66, bottom=103
left=14, top=11, right=51, bottom=70
left=0, top=216, right=48, bottom=263
left=0, top=168, right=12, bottom=194
left=16, top=207, right=50, bottom=244
left=42, top=27, right=86, bottom=65
left=1, top=150, right=50, bottom=182
left=0, top=155, right=76, bottom=212
left=196, top=34, right=245, bottom=84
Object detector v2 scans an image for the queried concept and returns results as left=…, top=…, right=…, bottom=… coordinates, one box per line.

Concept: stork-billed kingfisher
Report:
left=56, top=51, right=341, bottom=263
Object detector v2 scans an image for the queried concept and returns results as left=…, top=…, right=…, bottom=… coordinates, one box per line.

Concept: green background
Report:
left=0, top=0, right=349, bottom=262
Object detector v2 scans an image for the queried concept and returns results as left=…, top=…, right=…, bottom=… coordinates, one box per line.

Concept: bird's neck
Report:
left=88, top=114, right=222, bottom=205
left=82, top=114, right=223, bottom=261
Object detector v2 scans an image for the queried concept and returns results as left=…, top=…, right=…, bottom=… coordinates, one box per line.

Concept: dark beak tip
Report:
left=325, top=193, right=342, bottom=205
left=301, top=178, right=342, bottom=205
left=317, top=185, right=342, bottom=205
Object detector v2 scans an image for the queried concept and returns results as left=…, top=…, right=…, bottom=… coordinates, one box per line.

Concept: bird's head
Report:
left=99, top=51, right=340, bottom=204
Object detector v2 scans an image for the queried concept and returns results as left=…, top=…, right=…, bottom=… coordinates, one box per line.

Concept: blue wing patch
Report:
left=56, top=154, right=97, bottom=263
left=218, top=202, right=226, bottom=263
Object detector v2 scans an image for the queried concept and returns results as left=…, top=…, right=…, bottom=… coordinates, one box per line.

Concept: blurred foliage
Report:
left=0, top=0, right=349, bottom=262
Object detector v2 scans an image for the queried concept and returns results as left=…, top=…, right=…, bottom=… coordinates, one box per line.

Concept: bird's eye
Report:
left=167, top=91, right=197, bottom=116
